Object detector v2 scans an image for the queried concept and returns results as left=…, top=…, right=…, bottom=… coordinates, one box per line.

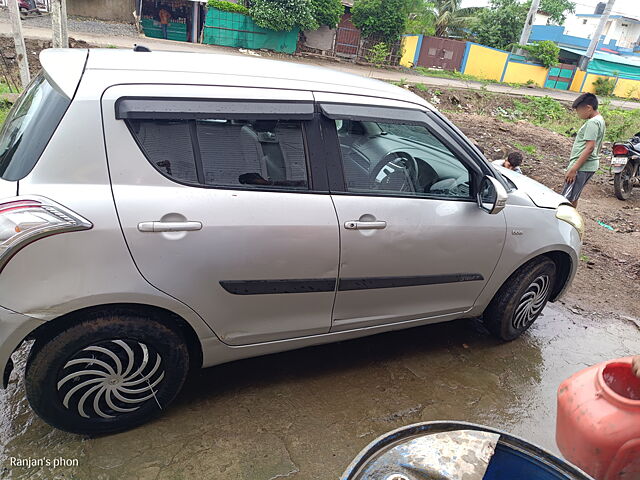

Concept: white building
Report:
left=564, top=13, right=640, bottom=49
left=533, top=11, right=551, bottom=26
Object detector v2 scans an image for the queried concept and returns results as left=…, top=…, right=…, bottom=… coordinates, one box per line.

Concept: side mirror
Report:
left=341, top=422, right=593, bottom=480
left=477, top=176, right=508, bottom=214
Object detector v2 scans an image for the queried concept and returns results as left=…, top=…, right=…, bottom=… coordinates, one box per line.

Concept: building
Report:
left=564, top=13, right=640, bottom=50
left=533, top=10, right=551, bottom=26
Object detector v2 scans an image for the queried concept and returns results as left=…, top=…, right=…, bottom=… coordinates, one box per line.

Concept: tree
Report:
left=433, top=0, right=480, bottom=37
left=519, top=40, right=559, bottom=67
left=351, top=0, right=411, bottom=42
left=406, top=0, right=436, bottom=36
left=538, top=0, right=575, bottom=25
left=310, top=0, right=344, bottom=28
left=473, top=0, right=528, bottom=50
left=249, top=0, right=317, bottom=31
left=405, top=0, right=478, bottom=37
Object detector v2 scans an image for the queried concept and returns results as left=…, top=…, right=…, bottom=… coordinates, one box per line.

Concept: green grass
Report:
left=414, top=66, right=494, bottom=86
left=514, top=143, right=537, bottom=155
left=0, top=100, right=10, bottom=126
left=0, top=82, right=13, bottom=95
left=498, top=95, right=640, bottom=143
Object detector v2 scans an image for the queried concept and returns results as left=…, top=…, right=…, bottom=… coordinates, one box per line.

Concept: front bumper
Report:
left=0, top=305, right=42, bottom=388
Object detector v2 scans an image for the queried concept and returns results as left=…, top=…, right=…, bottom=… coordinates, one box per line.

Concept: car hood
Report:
left=498, top=167, right=568, bottom=209
left=0, top=179, right=17, bottom=199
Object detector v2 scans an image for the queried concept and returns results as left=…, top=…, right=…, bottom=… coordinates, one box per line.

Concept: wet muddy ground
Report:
left=1, top=304, right=639, bottom=479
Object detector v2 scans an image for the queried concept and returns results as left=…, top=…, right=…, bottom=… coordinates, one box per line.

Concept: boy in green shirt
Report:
left=561, top=93, right=606, bottom=207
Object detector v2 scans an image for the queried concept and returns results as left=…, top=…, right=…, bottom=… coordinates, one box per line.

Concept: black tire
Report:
left=25, top=313, right=189, bottom=435
left=614, top=163, right=634, bottom=200
left=484, top=257, right=557, bottom=341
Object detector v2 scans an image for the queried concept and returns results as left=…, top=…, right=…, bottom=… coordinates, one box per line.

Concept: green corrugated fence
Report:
left=203, top=8, right=299, bottom=54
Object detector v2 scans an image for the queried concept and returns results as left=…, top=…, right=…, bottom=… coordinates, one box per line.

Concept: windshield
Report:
left=0, top=73, right=70, bottom=181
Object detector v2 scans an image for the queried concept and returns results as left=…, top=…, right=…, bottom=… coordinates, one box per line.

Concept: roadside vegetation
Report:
left=0, top=81, right=14, bottom=125
left=411, top=84, right=640, bottom=143
left=0, top=101, right=9, bottom=126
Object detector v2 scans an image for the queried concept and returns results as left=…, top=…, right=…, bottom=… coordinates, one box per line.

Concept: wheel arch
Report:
left=26, top=303, right=204, bottom=373
left=544, top=250, right=574, bottom=302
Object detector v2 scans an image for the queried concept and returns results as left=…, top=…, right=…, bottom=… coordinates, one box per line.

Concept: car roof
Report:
left=41, top=48, right=432, bottom=109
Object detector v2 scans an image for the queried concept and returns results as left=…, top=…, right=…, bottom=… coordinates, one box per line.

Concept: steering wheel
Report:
left=369, top=151, right=419, bottom=193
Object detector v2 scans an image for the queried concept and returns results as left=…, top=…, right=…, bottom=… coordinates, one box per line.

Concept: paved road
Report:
left=1, top=18, right=639, bottom=111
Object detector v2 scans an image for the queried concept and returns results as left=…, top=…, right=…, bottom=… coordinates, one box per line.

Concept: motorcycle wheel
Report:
left=614, top=163, right=634, bottom=200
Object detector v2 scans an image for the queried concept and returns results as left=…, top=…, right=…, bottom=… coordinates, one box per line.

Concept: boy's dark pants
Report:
left=561, top=171, right=594, bottom=203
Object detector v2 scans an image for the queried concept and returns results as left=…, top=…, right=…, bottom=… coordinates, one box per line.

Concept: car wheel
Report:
left=484, top=257, right=556, bottom=341
left=25, top=313, right=189, bottom=435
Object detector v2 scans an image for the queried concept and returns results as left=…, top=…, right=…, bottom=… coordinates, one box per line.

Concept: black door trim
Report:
left=220, top=273, right=484, bottom=295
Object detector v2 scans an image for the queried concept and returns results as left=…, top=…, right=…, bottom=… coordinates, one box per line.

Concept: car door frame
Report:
left=102, top=84, right=344, bottom=346
left=316, top=101, right=502, bottom=195
left=314, top=96, right=509, bottom=330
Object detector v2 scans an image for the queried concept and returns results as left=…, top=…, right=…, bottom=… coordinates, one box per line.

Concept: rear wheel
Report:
left=25, top=313, right=189, bottom=435
left=484, top=257, right=556, bottom=341
left=614, top=163, right=635, bottom=200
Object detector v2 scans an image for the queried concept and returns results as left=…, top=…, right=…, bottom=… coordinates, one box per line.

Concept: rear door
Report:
left=101, top=85, right=340, bottom=345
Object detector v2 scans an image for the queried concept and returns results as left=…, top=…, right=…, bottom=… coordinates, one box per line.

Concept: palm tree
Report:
left=407, top=0, right=479, bottom=37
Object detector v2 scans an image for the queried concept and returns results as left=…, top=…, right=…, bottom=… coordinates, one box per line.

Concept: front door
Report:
left=417, top=36, right=466, bottom=71
left=319, top=101, right=507, bottom=331
left=102, top=85, right=340, bottom=345
left=545, top=64, right=576, bottom=90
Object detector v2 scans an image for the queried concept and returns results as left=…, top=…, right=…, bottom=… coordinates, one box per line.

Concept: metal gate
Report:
left=545, top=63, right=576, bottom=90
left=417, top=36, right=466, bottom=71
left=334, top=13, right=361, bottom=57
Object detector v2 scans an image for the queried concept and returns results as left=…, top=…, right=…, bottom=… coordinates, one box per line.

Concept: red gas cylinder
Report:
left=556, top=356, right=640, bottom=480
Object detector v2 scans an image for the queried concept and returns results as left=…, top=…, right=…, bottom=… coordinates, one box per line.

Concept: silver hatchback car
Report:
left=0, top=49, right=583, bottom=434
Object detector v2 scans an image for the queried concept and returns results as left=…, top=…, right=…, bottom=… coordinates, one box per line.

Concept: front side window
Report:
left=0, top=73, right=71, bottom=181
left=336, top=120, right=472, bottom=199
left=127, top=118, right=309, bottom=190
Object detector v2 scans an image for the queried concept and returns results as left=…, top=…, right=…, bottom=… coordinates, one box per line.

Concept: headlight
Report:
left=556, top=204, right=584, bottom=239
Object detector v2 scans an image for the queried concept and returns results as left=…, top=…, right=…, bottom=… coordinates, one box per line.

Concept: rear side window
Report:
left=0, top=74, right=71, bottom=181
left=127, top=118, right=309, bottom=190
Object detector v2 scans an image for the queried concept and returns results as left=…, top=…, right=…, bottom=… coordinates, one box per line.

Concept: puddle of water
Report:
left=1, top=304, right=638, bottom=479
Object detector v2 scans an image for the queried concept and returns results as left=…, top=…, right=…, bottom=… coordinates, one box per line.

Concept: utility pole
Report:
left=516, top=0, right=541, bottom=56
left=7, top=0, right=30, bottom=88
left=51, top=0, right=69, bottom=48
left=578, top=0, right=615, bottom=70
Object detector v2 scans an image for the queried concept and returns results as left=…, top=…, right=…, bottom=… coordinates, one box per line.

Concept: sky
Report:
left=460, top=0, right=638, bottom=18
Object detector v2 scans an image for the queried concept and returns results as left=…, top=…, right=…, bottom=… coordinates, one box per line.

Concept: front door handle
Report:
left=138, top=221, right=203, bottom=232
left=344, top=221, right=387, bottom=230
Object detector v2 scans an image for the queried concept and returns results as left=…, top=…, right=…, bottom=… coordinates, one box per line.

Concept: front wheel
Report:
left=614, top=163, right=635, bottom=200
left=25, top=313, right=190, bottom=435
left=484, top=257, right=557, bottom=341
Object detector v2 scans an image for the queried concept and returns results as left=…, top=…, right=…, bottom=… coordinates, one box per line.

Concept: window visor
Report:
left=115, top=98, right=315, bottom=120
left=319, top=103, right=428, bottom=124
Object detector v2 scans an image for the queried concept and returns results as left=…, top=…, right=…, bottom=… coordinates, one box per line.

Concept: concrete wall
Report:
left=570, top=69, right=587, bottom=92
left=613, top=78, right=640, bottom=100
left=462, top=43, right=509, bottom=81
left=400, top=35, right=420, bottom=67
left=67, top=0, right=136, bottom=23
left=303, top=26, right=336, bottom=52
left=502, top=61, right=548, bottom=87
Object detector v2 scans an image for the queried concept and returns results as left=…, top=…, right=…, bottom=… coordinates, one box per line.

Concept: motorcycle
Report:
left=19, top=0, right=42, bottom=18
left=611, top=132, right=640, bottom=200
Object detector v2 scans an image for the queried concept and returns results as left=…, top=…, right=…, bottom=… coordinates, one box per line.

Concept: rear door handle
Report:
left=138, top=221, right=202, bottom=232
left=344, top=221, right=387, bottom=230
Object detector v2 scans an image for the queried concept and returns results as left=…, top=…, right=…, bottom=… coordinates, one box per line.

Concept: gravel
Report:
left=0, top=9, right=138, bottom=37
